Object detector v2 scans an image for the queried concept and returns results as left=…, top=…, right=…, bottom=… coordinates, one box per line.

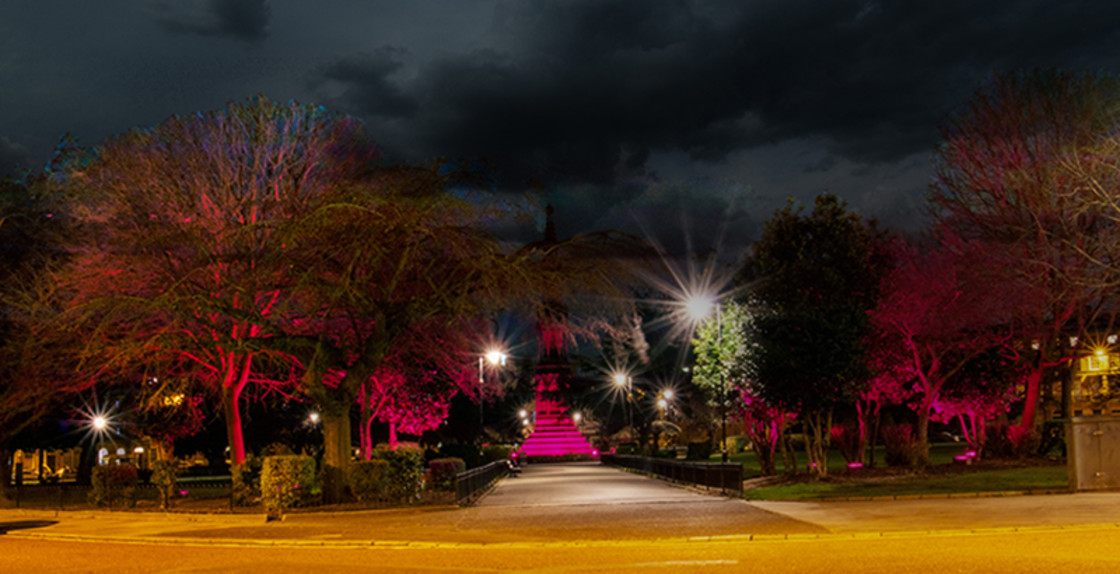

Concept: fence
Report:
left=4, top=479, right=233, bottom=511
left=455, top=460, right=510, bottom=505
left=6, top=463, right=514, bottom=511
left=600, top=454, right=743, bottom=494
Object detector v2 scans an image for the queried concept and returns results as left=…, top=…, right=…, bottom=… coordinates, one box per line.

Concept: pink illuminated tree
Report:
left=857, top=333, right=913, bottom=468
left=931, top=347, right=1025, bottom=460
left=739, top=387, right=794, bottom=476
left=352, top=318, right=477, bottom=459
left=871, top=234, right=1031, bottom=467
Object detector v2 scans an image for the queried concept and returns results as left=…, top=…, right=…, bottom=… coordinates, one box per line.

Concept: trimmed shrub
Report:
left=481, top=444, right=516, bottom=463
left=231, top=456, right=261, bottom=507
left=89, top=464, right=139, bottom=508
left=1006, top=425, right=1040, bottom=459
left=881, top=424, right=917, bottom=467
left=686, top=441, right=713, bottom=460
left=151, top=459, right=181, bottom=510
left=373, top=445, right=425, bottom=503
left=726, top=435, right=748, bottom=455
left=438, top=443, right=482, bottom=468
left=261, top=455, right=316, bottom=515
left=348, top=459, right=390, bottom=502
left=616, top=442, right=639, bottom=455
left=427, top=458, right=466, bottom=492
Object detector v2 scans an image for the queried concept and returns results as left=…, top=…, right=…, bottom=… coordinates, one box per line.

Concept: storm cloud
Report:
left=147, top=0, right=271, bottom=43
left=3, top=0, right=1118, bottom=249
left=320, top=0, right=1120, bottom=182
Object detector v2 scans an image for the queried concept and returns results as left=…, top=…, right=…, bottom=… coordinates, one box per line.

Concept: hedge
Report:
left=89, top=464, right=139, bottom=508
left=427, top=458, right=466, bottom=492
left=261, top=454, right=316, bottom=515
left=373, top=444, right=425, bottom=503
left=348, top=459, right=390, bottom=502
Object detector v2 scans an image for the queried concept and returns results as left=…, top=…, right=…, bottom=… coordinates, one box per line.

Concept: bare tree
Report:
left=930, top=70, right=1120, bottom=433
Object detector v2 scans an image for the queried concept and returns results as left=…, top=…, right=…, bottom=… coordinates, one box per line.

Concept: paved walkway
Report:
left=2, top=462, right=1119, bottom=547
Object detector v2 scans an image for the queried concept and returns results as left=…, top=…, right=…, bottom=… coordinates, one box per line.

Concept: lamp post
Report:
left=686, top=296, right=729, bottom=463
left=479, top=350, right=508, bottom=439
left=612, top=372, right=634, bottom=440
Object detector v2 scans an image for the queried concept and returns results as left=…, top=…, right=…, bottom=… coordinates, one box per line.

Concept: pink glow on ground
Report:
left=954, top=450, right=978, bottom=462
left=847, top=462, right=864, bottom=469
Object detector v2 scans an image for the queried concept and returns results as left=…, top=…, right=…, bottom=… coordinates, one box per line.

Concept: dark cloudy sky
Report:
left=2, top=1, right=1118, bottom=255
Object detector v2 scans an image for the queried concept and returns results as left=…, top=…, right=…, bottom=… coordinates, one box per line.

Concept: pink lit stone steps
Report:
left=520, top=403, right=597, bottom=457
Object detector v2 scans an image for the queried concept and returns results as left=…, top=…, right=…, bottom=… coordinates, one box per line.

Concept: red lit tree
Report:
left=352, top=318, right=477, bottom=459
left=54, top=96, right=378, bottom=466
left=739, top=386, right=794, bottom=477
left=931, top=347, right=1025, bottom=460
left=871, top=234, right=1031, bottom=467
left=930, top=70, right=1120, bottom=433
left=857, top=332, right=913, bottom=468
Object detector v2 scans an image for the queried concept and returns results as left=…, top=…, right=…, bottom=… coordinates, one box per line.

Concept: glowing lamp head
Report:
left=518, top=409, right=528, bottom=418
left=486, top=350, right=508, bottom=366
left=612, top=373, right=629, bottom=387
left=657, top=398, right=668, bottom=409
left=662, top=389, right=674, bottom=400
left=133, top=446, right=144, bottom=454
left=92, top=416, right=108, bottom=431
left=572, top=412, right=581, bottom=422
left=684, top=295, right=716, bottom=322
left=308, top=412, right=321, bottom=424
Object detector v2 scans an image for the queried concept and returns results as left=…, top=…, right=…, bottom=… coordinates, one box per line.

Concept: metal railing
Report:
left=455, top=460, right=510, bottom=505
left=600, top=454, right=743, bottom=494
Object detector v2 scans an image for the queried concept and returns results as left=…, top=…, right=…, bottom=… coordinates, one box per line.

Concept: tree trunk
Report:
left=914, top=399, right=932, bottom=468
left=867, top=406, right=881, bottom=468
left=779, top=418, right=798, bottom=475
left=221, top=384, right=246, bottom=466
left=361, top=412, right=374, bottom=461
left=0, top=445, right=10, bottom=506
left=76, top=441, right=95, bottom=485
left=1017, top=355, right=1044, bottom=433
left=320, top=411, right=352, bottom=504
left=220, top=352, right=253, bottom=466
left=389, top=422, right=399, bottom=450
left=804, top=409, right=829, bottom=478
left=856, top=400, right=868, bottom=466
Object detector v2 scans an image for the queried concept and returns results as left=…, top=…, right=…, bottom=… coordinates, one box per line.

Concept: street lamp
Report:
left=479, top=349, right=508, bottom=438
left=686, top=294, right=729, bottom=463
left=612, top=371, right=634, bottom=439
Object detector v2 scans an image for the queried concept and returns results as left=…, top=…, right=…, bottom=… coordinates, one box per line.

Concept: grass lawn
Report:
left=711, top=442, right=968, bottom=477
left=743, top=464, right=1069, bottom=501
left=699, top=442, right=1069, bottom=500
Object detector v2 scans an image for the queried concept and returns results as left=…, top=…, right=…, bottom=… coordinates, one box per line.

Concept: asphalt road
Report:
left=4, top=528, right=1120, bottom=573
